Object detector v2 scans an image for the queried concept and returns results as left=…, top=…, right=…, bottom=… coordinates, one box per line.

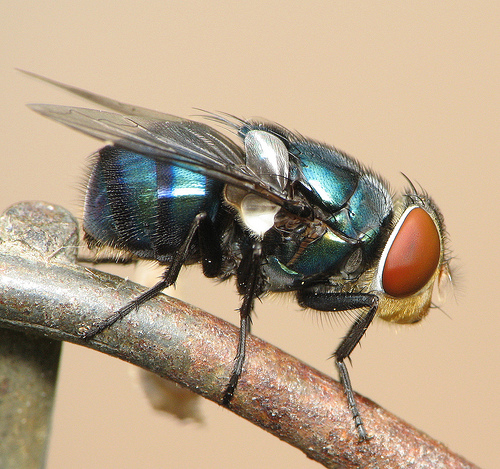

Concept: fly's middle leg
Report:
left=222, top=241, right=263, bottom=405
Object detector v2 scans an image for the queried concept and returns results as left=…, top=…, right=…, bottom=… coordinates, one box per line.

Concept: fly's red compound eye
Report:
left=382, top=207, right=441, bottom=298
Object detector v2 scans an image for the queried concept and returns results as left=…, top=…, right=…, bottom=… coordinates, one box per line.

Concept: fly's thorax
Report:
left=259, top=210, right=382, bottom=293
left=369, top=192, right=450, bottom=324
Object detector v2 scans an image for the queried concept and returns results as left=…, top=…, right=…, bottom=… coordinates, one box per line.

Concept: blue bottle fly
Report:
left=23, top=71, right=451, bottom=440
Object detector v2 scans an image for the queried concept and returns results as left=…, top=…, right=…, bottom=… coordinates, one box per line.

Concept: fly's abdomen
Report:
left=83, top=145, right=224, bottom=260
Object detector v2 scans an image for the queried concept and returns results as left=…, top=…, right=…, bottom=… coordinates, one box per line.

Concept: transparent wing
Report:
left=19, top=69, right=187, bottom=122
left=26, top=98, right=289, bottom=206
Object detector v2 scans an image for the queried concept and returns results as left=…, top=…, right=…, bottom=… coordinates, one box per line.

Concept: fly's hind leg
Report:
left=80, top=212, right=219, bottom=339
left=222, top=241, right=263, bottom=405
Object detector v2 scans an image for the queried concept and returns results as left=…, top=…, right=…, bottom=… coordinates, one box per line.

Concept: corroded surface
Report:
left=0, top=202, right=479, bottom=469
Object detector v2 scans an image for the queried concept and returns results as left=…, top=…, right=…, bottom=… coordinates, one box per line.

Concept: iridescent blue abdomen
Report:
left=83, top=146, right=224, bottom=262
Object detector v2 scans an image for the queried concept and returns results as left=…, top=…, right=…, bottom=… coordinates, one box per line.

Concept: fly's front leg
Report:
left=222, top=241, right=263, bottom=405
left=298, top=290, right=379, bottom=441
left=80, top=212, right=214, bottom=339
left=334, top=295, right=378, bottom=441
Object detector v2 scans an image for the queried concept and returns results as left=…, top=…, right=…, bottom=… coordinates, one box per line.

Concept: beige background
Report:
left=1, top=2, right=499, bottom=468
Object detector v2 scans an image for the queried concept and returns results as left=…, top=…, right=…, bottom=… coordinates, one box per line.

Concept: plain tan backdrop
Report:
left=1, top=2, right=498, bottom=468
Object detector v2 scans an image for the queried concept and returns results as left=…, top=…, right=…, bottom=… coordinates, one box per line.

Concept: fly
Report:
left=22, top=70, right=451, bottom=440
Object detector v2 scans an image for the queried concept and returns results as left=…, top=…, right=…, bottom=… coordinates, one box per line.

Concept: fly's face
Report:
left=366, top=192, right=451, bottom=324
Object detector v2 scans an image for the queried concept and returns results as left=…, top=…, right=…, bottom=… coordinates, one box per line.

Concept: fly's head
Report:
left=366, top=188, right=451, bottom=324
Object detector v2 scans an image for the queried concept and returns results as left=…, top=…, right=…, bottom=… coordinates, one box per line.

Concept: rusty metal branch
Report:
left=0, top=202, right=479, bottom=469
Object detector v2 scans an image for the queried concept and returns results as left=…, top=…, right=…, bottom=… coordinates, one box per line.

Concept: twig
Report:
left=0, top=201, right=479, bottom=469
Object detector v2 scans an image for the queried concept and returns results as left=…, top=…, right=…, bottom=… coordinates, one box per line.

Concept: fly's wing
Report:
left=27, top=104, right=289, bottom=206
left=22, top=70, right=289, bottom=205
left=19, top=69, right=187, bottom=122
left=29, top=103, right=289, bottom=205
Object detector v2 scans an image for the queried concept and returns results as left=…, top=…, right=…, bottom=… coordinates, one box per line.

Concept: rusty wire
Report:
left=0, top=201, right=479, bottom=468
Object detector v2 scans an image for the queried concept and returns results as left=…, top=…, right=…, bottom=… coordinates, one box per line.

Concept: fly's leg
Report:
left=78, top=256, right=136, bottom=265
left=222, top=241, right=263, bottom=405
left=297, top=291, right=379, bottom=441
left=81, top=212, right=219, bottom=339
left=334, top=295, right=378, bottom=441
